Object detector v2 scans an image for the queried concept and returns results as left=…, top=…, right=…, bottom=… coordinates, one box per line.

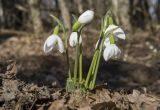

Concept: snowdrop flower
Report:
left=78, top=10, right=94, bottom=24
left=95, top=24, right=125, bottom=49
left=72, top=10, right=94, bottom=31
left=104, top=37, right=118, bottom=46
left=103, top=44, right=121, bottom=61
left=102, top=25, right=125, bottom=61
left=69, top=32, right=82, bottom=47
left=43, top=35, right=64, bottom=53
left=95, top=38, right=115, bottom=49
left=105, top=24, right=126, bottom=40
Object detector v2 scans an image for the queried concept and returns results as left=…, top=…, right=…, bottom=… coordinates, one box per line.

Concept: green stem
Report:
left=66, top=49, right=71, bottom=79
left=88, top=32, right=111, bottom=90
left=73, top=43, right=79, bottom=84
left=84, top=51, right=98, bottom=88
left=89, top=38, right=104, bottom=90
left=89, top=50, right=99, bottom=88
left=62, top=27, right=71, bottom=79
left=79, top=43, right=83, bottom=83
left=73, top=25, right=84, bottom=86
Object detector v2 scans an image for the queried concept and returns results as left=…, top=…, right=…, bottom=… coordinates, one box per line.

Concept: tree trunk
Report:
left=0, top=0, right=4, bottom=26
left=87, top=0, right=94, bottom=10
left=111, top=0, right=131, bottom=31
left=27, top=0, right=43, bottom=36
left=57, top=0, right=71, bottom=31
left=95, top=0, right=106, bottom=17
left=74, top=0, right=83, bottom=13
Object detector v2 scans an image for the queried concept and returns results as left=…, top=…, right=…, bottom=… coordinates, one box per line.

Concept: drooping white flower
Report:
left=105, top=24, right=126, bottom=40
left=103, top=44, right=121, bottom=61
left=103, top=37, right=119, bottom=46
left=69, top=32, right=82, bottom=47
left=95, top=24, right=125, bottom=49
left=43, top=34, right=64, bottom=53
left=95, top=38, right=113, bottom=49
left=78, top=10, right=94, bottom=24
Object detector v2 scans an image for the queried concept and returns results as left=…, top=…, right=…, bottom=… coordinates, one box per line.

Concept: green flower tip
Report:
left=109, top=34, right=115, bottom=44
left=109, top=17, right=113, bottom=25
left=53, top=25, right=60, bottom=35
left=72, top=21, right=81, bottom=32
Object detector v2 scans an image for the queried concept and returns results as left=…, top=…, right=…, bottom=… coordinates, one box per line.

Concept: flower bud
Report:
left=78, top=10, right=94, bottom=24
left=69, top=32, right=82, bottom=47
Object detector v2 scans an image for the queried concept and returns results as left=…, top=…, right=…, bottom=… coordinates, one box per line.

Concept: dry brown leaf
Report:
left=48, top=99, right=66, bottom=110
left=5, top=60, right=17, bottom=77
left=112, top=92, right=122, bottom=102
left=92, top=102, right=117, bottom=110
left=37, top=106, right=45, bottom=110
left=78, top=106, right=92, bottom=110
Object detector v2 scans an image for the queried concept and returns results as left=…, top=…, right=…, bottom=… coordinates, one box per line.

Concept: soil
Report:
left=0, top=29, right=159, bottom=110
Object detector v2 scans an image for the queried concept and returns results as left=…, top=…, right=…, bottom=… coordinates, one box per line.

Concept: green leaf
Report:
left=101, top=17, right=104, bottom=31
left=72, top=14, right=78, bottom=22
left=50, top=14, right=65, bottom=32
left=105, top=9, right=112, bottom=17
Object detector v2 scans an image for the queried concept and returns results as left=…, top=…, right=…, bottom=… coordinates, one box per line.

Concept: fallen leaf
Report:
left=92, top=102, right=117, bottom=110
left=78, top=106, right=92, bottom=110
left=48, top=99, right=66, bottom=110
left=5, top=60, right=17, bottom=78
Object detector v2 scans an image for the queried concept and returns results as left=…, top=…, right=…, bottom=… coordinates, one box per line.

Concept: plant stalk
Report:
left=89, top=37, right=105, bottom=90
left=84, top=51, right=98, bottom=88
left=73, top=43, right=79, bottom=84
left=79, top=43, right=83, bottom=83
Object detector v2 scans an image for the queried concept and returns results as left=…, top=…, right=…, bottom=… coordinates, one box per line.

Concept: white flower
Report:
left=95, top=24, right=125, bottom=49
left=103, top=44, right=121, bottom=61
left=105, top=24, right=126, bottom=40
left=78, top=10, right=94, bottom=24
left=95, top=38, right=113, bottom=49
left=69, top=32, right=82, bottom=47
left=43, top=35, right=64, bottom=53
left=103, top=37, right=119, bottom=46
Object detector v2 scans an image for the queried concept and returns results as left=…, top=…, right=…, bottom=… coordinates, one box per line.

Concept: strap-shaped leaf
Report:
left=72, top=14, right=78, bottom=22
left=101, top=17, right=104, bottom=32
left=50, top=14, right=65, bottom=32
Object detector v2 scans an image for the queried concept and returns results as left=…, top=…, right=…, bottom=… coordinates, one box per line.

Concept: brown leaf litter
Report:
left=0, top=63, right=159, bottom=110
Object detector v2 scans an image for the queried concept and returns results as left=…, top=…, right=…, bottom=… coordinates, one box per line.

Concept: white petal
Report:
left=112, top=44, right=121, bottom=58
left=78, top=10, right=94, bottom=24
left=105, top=24, right=118, bottom=34
left=95, top=40, right=99, bottom=49
left=43, top=35, right=58, bottom=53
left=104, top=37, right=118, bottom=46
left=69, top=32, right=82, bottom=47
left=104, top=38, right=110, bottom=47
left=46, top=35, right=58, bottom=47
left=113, top=28, right=126, bottom=40
left=57, top=37, right=64, bottom=53
left=103, top=46, right=113, bottom=61
left=103, top=44, right=121, bottom=61
left=95, top=38, right=111, bottom=49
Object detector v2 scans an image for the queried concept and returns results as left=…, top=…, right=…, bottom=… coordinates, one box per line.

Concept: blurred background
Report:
left=0, top=0, right=160, bottom=33
left=0, top=0, right=159, bottom=92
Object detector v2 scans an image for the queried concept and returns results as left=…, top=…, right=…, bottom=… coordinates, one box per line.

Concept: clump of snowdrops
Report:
left=43, top=10, right=126, bottom=92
